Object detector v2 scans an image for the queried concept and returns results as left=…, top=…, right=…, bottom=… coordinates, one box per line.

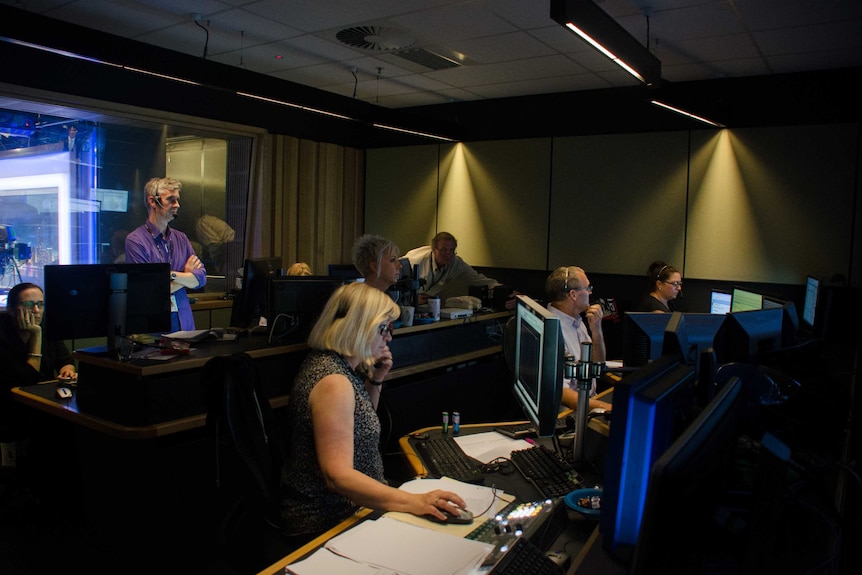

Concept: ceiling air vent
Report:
left=336, top=26, right=414, bottom=51
left=335, top=26, right=461, bottom=71
left=394, top=48, right=460, bottom=70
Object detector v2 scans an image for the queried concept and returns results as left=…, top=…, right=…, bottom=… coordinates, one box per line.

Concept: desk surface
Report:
left=256, top=416, right=613, bottom=575
left=72, top=309, right=511, bottom=378
left=16, top=310, right=512, bottom=438
left=10, top=381, right=290, bottom=439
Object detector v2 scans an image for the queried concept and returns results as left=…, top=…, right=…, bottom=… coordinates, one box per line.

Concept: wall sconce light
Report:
left=551, top=0, right=661, bottom=87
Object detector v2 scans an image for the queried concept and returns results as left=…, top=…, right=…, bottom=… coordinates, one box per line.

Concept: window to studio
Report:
left=0, top=99, right=253, bottom=304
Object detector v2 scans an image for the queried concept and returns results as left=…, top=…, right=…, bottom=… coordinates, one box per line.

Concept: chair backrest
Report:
left=202, top=352, right=286, bottom=526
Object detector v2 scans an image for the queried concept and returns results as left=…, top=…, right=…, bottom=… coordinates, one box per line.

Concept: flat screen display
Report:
left=709, top=290, right=732, bottom=314
left=730, top=288, right=762, bottom=313
left=512, top=295, right=563, bottom=437
left=802, top=275, right=819, bottom=328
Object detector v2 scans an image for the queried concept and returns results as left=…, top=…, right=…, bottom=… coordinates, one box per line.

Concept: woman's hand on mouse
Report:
left=412, top=490, right=468, bottom=521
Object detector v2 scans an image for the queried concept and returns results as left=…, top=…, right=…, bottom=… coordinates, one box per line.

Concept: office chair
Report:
left=202, top=352, right=295, bottom=574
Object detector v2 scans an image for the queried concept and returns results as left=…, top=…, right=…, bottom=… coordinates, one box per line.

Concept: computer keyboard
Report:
left=510, top=445, right=584, bottom=498
left=414, top=438, right=484, bottom=484
left=489, top=536, right=564, bottom=575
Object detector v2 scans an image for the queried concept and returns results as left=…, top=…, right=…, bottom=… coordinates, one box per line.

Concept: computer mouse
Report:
left=424, top=507, right=474, bottom=525
left=56, top=387, right=73, bottom=399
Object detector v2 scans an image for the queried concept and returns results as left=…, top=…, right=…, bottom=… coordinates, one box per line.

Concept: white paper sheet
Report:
left=325, top=516, right=493, bottom=575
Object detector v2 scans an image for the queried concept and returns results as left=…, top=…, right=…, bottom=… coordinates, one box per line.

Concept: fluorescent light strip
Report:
left=236, top=92, right=353, bottom=121
left=651, top=100, right=725, bottom=127
left=372, top=123, right=455, bottom=142
left=0, top=36, right=455, bottom=141
left=565, top=23, right=645, bottom=83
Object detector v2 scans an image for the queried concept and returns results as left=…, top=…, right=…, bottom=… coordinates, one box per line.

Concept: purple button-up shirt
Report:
left=125, top=223, right=206, bottom=330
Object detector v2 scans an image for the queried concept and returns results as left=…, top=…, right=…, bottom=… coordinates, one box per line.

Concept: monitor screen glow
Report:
left=802, top=275, right=819, bottom=328
left=709, top=290, right=732, bottom=314
left=730, top=288, right=763, bottom=313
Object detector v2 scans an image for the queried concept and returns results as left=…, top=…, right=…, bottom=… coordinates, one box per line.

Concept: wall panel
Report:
left=365, top=145, right=440, bottom=255
left=550, top=132, right=689, bottom=276
left=686, top=124, right=858, bottom=283
left=437, top=139, right=551, bottom=269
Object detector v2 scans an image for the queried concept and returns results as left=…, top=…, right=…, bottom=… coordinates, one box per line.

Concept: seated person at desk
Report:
left=635, top=260, right=682, bottom=313
left=544, top=267, right=612, bottom=412
left=281, top=282, right=468, bottom=540
left=0, top=282, right=76, bottom=387
left=285, top=262, right=312, bottom=276
left=351, top=234, right=403, bottom=294
left=403, top=231, right=518, bottom=309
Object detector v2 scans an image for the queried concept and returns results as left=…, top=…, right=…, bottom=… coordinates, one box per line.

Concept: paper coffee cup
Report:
left=400, top=305, right=415, bottom=327
left=428, top=296, right=440, bottom=320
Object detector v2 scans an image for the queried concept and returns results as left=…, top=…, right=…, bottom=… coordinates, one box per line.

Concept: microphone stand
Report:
left=565, top=341, right=605, bottom=465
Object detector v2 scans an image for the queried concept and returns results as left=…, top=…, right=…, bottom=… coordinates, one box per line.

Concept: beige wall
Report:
left=366, top=123, right=861, bottom=286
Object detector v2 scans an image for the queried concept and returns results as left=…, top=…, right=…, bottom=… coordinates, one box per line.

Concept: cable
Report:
left=195, top=19, right=209, bottom=59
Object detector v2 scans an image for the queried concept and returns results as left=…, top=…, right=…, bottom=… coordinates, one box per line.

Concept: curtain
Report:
left=246, top=134, right=365, bottom=276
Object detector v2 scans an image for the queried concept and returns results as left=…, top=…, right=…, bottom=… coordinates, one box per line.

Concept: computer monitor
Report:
left=713, top=308, right=784, bottom=364
left=621, top=312, right=673, bottom=367
left=327, top=263, right=362, bottom=283
left=709, top=289, right=732, bottom=314
left=730, top=287, right=763, bottom=312
left=43, top=263, right=171, bottom=341
left=267, top=275, right=342, bottom=343
left=231, top=256, right=282, bottom=328
left=761, top=296, right=799, bottom=347
left=801, top=275, right=819, bottom=331
left=630, top=376, right=742, bottom=575
left=512, top=295, right=564, bottom=437
left=661, top=312, right=726, bottom=380
left=600, top=353, right=699, bottom=561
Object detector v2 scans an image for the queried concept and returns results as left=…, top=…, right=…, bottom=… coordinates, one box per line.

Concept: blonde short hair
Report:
left=307, top=282, right=399, bottom=371
left=286, top=262, right=312, bottom=276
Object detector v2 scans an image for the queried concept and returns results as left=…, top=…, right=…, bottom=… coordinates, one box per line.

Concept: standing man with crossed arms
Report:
left=125, top=177, right=206, bottom=331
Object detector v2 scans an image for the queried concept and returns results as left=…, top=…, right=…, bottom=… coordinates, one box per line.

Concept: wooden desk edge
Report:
left=255, top=508, right=374, bottom=575
left=385, top=345, right=502, bottom=381
left=11, top=385, right=289, bottom=440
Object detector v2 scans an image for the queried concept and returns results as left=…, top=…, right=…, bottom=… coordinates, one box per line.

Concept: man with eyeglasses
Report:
left=125, top=177, right=206, bottom=331
left=403, top=231, right=516, bottom=308
left=545, top=266, right=612, bottom=412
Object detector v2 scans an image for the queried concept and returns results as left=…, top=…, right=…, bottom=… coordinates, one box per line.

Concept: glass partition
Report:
left=0, top=100, right=253, bottom=297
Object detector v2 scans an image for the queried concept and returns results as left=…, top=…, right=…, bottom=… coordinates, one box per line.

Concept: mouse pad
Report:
left=386, top=477, right=514, bottom=535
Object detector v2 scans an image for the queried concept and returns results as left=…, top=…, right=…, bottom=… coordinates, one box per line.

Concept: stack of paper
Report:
left=286, top=478, right=512, bottom=575
left=287, top=516, right=493, bottom=575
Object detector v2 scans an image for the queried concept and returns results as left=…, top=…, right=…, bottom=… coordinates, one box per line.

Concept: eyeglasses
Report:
left=377, top=322, right=394, bottom=336
left=19, top=301, right=45, bottom=310
left=571, top=285, right=594, bottom=293
left=663, top=281, right=683, bottom=287
left=153, top=194, right=180, bottom=206
left=434, top=247, right=456, bottom=255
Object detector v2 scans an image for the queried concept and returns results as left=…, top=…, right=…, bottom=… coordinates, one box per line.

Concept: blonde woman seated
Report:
left=285, top=262, right=312, bottom=276
left=281, top=282, right=468, bottom=542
